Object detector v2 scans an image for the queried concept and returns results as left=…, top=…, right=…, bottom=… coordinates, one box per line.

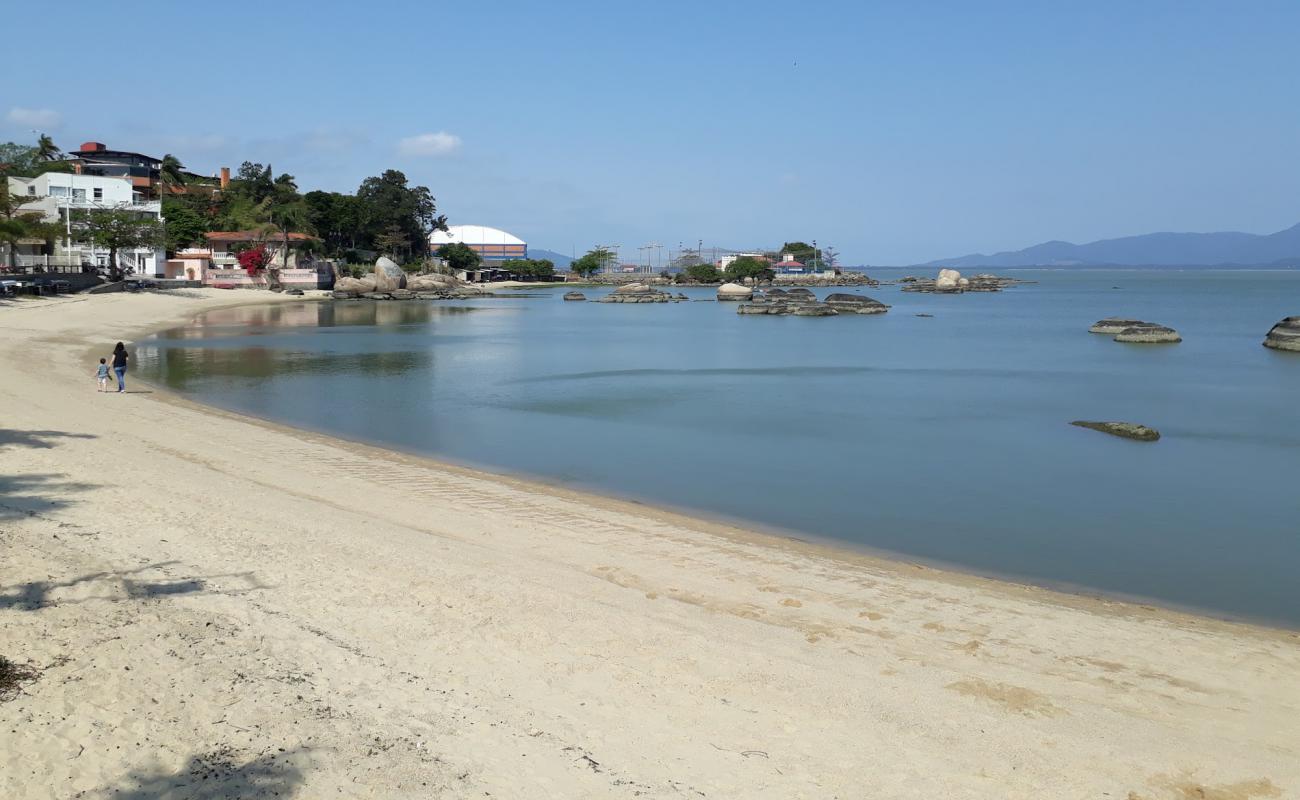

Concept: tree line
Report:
left=3, top=134, right=448, bottom=280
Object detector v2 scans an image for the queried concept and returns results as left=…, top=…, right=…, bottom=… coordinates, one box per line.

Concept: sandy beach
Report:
left=1, top=289, right=1297, bottom=799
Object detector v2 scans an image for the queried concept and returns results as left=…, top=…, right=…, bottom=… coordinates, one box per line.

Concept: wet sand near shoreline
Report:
left=1, top=290, right=1297, bottom=798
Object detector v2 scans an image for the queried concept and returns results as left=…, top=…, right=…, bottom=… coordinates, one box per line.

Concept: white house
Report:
left=5, top=172, right=167, bottom=276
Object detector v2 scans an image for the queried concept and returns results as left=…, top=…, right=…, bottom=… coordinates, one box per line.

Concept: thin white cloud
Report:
left=398, top=131, right=462, bottom=157
left=6, top=107, right=63, bottom=130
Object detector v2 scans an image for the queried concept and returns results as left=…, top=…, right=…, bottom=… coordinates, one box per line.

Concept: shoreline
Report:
left=131, top=293, right=1291, bottom=633
left=3, top=289, right=1298, bottom=798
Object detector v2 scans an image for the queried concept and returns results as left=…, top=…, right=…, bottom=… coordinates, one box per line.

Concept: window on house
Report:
left=48, top=186, right=67, bottom=197
left=27, top=185, right=35, bottom=195
left=93, top=188, right=103, bottom=200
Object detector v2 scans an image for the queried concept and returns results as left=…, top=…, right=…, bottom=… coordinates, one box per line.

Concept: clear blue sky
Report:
left=5, top=0, right=1299, bottom=264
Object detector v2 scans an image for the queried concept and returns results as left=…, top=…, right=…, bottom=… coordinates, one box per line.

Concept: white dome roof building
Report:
left=430, top=224, right=527, bottom=264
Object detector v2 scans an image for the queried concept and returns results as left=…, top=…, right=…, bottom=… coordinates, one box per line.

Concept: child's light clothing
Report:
left=96, top=363, right=109, bottom=391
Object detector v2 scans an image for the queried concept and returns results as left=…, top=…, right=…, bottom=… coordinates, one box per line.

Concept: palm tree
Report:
left=35, top=134, right=61, bottom=162
left=160, top=154, right=186, bottom=190
left=255, top=188, right=310, bottom=291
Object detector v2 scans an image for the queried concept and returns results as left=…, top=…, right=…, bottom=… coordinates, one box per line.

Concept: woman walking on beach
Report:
left=111, top=342, right=129, bottom=393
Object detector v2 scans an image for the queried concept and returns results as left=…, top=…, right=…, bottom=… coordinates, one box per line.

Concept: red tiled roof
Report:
left=774, top=260, right=804, bottom=267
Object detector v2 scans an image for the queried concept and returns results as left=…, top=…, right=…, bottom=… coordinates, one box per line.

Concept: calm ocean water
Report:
left=136, top=269, right=1300, bottom=626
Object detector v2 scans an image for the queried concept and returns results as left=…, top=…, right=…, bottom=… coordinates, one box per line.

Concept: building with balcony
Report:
left=166, top=231, right=329, bottom=288
left=66, top=142, right=163, bottom=200
left=4, top=172, right=166, bottom=276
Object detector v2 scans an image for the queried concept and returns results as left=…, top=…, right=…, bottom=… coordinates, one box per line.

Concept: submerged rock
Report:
left=1089, top=318, right=1148, bottom=334
left=1263, top=316, right=1300, bottom=352
left=823, top=292, right=890, bottom=314
left=1114, top=325, right=1181, bottom=343
left=716, top=282, right=753, bottom=301
left=563, top=291, right=587, bottom=301
left=1070, top=420, right=1161, bottom=442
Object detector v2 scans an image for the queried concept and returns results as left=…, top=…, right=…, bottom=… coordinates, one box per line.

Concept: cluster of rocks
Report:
left=1089, top=318, right=1182, bottom=344
left=900, top=269, right=1027, bottom=293
left=1263, top=317, right=1300, bottom=352
left=332, top=256, right=485, bottom=300
left=737, top=289, right=890, bottom=317
left=595, top=283, right=688, bottom=303
left=1070, top=420, right=1161, bottom=442
left=563, top=291, right=587, bottom=301
left=770, top=272, right=878, bottom=287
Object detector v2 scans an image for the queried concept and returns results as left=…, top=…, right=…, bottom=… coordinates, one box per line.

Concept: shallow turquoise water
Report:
left=136, top=270, right=1300, bottom=626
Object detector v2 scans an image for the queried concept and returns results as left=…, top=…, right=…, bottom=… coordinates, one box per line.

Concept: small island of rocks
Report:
left=596, top=283, right=686, bottom=303
left=1089, top=318, right=1182, bottom=343
left=1262, top=316, right=1300, bottom=351
left=1070, top=421, right=1161, bottom=442
left=900, top=268, right=1029, bottom=293
left=736, top=289, right=890, bottom=317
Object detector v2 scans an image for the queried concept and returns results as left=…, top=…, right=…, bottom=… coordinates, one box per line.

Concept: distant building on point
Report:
left=429, top=224, right=526, bottom=265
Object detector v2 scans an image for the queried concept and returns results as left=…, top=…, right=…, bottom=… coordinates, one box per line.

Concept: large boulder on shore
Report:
left=1070, top=420, right=1161, bottom=442
left=716, top=282, right=753, bottom=301
left=1263, top=316, right=1300, bottom=352
left=1114, top=325, right=1181, bottom=344
left=824, top=292, right=890, bottom=314
left=335, top=275, right=376, bottom=293
left=407, top=273, right=456, bottom=292
left=374, top=256, right=406, bottom=292
left=613, top=282, right=653, bottom=294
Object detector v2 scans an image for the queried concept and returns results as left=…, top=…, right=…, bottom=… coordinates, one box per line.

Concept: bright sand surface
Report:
left=1, top=289, right=1297, bottom=799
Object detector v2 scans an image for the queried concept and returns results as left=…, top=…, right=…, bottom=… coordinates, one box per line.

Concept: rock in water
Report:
left=1070, top=421, right=1161, bottom=442
left=1263, top=316, right=1300, bottom=352
left=792, top=303, right=839, bottom=316
left=935, top=268, right=962, bottom=292
left=1114, top=325, right=1181, bottom=343
left=563, top=291, right=587, bottom=301
left=335, top=276, right=376, bottom=294
left=823, top=292, right=890, bottom=314
left=1089, top=318, right=1148, bottom=334
left=374, top=256, right=407, bottom=292
left=716, top=282, right=753, bottom=301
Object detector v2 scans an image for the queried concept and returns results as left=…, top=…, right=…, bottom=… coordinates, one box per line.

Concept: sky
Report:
left=5, top=0, right=1299, bottom=265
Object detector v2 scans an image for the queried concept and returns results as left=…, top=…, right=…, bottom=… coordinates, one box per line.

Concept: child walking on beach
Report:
left=95, top=358, right=109, bottom=392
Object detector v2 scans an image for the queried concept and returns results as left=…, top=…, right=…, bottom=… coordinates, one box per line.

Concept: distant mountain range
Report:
left=924, top=221, right=1300, bottom=268
left=527, top=249, right=573, bottom=268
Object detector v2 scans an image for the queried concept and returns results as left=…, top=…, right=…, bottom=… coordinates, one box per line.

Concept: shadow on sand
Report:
left=0, top=428, right=96, bottom=450
left=95, top=748, right=307, bottom=799
left=0, top=429, right=100, bottom=519
left=0, top=561, right=269, bottom=612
